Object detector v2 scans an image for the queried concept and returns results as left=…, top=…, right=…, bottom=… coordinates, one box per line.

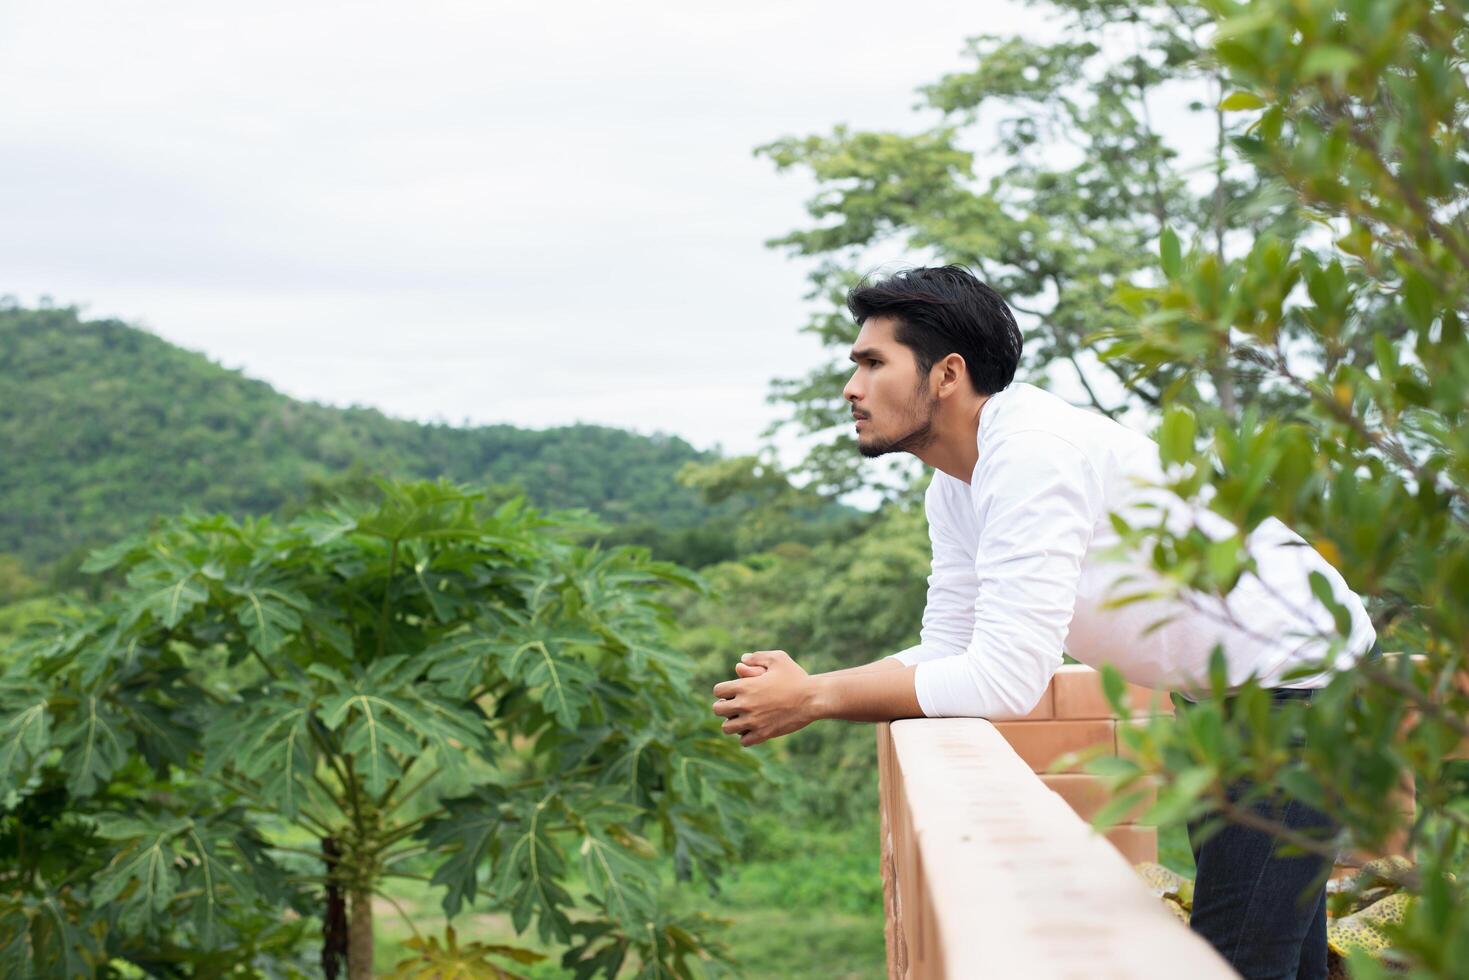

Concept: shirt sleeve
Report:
left=887, top=476, right=977, bottom=667
left=911, top=432, right=1100, bottom=719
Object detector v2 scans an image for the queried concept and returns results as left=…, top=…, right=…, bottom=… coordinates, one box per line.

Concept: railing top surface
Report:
left=883, top=718, right=1235, bottom=979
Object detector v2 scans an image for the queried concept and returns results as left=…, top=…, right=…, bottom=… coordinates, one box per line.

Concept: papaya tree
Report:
left=0, top=480, right=758, bottom=978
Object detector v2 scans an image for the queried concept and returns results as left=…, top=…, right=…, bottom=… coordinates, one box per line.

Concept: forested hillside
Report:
left=0, top=304, right=728, bottom=570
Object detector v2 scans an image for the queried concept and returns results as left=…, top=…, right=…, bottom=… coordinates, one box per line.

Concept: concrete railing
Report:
left=876, top=665, right=1234, bottom=978
left=876, top=660, right=1456, bottom=976
left=876, top=718, right=1234, bottom=978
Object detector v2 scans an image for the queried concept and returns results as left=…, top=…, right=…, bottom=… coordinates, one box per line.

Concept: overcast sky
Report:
left=1, top=0, right=1045, bottom=458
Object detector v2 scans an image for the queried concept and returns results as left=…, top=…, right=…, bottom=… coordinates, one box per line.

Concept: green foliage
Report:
left=0, top=479, right=760, bottom=976
left=0, top=557, right=37, bottom=607
left=1091, top=1, right=1469, bottom=975
left=0, top=305, right=732, bottom=570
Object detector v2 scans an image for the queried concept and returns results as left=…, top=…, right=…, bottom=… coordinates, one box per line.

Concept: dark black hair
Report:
left=847, top=265, right=1022, bottom=396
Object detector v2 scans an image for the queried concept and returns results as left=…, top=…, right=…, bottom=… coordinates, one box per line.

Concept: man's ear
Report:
left=936, top=353, right=967, bottom=397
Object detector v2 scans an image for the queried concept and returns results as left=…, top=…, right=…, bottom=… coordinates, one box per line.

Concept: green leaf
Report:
left=578, top=824, right=658, bottom=928
left=54, top=694, right=132, bottom=796
left=493, top=622, right=600, bottom=729
left=1146, top=766, right=1214, bottom=826
left=319, top=690, right=420, bottom=797
left=494, top=796, right=574, bottom=944
left=1300, top=46, right=1361, bottom=79
left=295, top=508, right=358, bottom=546
left=1158, top=407, right=1197, bottom=467
left=1218, top=91, right=1266, bottom=111
left=1308, top=571, right=1354, bottom=638
left=0, top=690, right=50, bottom=788
left=124, top=559, right=208, bottom=629
left=421, top=788, right=511, bottom=917
left=204, top=694, right=318, bottom=818
left=1159, top=227, right=1182, bottom=279
left=78, top=536, right=144, bottom=574
left=182, top=825, right=253, bottom=944
left=424, top=631, right=498, bottom=698
left=1099, top=664, right=1128, bottom=717
left=91, top=818, right=188, bottom=934
left=228, top=582, right=306, bottom=656
left=0, top=895, right=97, bottom=979
left=670, top=738, right=758, bottom=804
left=1091, top=789, right=1148, bottom=831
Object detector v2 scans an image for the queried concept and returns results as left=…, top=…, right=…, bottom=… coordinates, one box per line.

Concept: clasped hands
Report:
left=710, top=649, right=819, bottom=747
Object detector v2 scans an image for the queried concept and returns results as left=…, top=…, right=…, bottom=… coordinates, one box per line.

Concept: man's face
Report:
left=843, top=316, right=938, bottom=458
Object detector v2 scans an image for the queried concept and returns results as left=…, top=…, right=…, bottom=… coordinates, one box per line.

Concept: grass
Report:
left=372, top=818, right=887, bottom=978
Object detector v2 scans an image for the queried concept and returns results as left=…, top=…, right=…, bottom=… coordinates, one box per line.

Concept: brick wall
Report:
left=991, top=664, right=1172, bottom=864
left=876, top=717, right=1235, bottom=978
left=1001, top=665, right=1427, bottom=875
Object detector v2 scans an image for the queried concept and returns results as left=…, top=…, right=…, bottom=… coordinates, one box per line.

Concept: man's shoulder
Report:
left=986, top=383, right=1158, bottom=472
left=923, top=470, right=976, bottom=526
left=989, top=383, right=1100, bottom=438
left=924, top=469, right=964, bottom=505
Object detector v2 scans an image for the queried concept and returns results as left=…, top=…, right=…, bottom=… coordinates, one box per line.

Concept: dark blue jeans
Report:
left=1185, top=686, right=1337, bottom=980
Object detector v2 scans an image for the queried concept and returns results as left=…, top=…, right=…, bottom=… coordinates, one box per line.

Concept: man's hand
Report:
left=711, top=650, right=819, bottom=747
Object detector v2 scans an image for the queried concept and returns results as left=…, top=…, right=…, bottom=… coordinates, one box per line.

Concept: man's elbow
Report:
left=960, top=652, right=1053, bottom=720
left=983, top=685, right=1048, bottom=721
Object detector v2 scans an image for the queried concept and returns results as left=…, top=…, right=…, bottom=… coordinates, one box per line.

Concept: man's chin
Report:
left=857, top=419, right=934, bottom=459
left=857, top=436, right=898, bottom=459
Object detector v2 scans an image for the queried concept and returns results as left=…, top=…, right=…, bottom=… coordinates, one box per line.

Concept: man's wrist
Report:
left=805, top=673, right=838, bottom=722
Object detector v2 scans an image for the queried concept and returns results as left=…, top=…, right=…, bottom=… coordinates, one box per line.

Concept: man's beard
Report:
left=857, top=392, right=939, bottom=458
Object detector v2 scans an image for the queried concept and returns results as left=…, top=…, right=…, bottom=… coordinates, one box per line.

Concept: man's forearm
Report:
left=817, top=655, right=908, bottom=680
left=809, top=660, right=924, bottom=723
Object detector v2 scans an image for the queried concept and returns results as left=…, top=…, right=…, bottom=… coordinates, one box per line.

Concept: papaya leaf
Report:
left=424, top=631, right=499, bottom=698
left=91, top=816, right=189, bottom=934
left=204, top=695, right=318, bottom=819
left=123, top=558, right=208, bottom=629
left=577, top=822, right=658, bottom=928
left=318, top=690, right=422, bottom=797
left=493, top=796, right=573, bottom=944
left=0, top=687, right=50, bottom=788
left=420, top=787, right=511, bottom=917
left=493, top=621, right=600, bottom=729
left=54, top=694, right=132, bottom=797
left=227, top=580, right=307, bottom=656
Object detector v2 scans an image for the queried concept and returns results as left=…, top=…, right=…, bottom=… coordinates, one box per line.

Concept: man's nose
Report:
left=842, top=372, right=860, bottom=404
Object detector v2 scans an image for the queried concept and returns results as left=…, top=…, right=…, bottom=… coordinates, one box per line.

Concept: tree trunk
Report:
left=348, top=888, right=374, bottom=980
left=322, top=838, right=348, bottom=980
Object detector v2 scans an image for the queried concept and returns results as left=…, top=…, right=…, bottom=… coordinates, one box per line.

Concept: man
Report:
left=709, top=266, right=1376, bottom=979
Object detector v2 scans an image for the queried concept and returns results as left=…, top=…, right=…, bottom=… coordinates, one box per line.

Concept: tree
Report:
left=0, top=480, right=758, bottom=978
left=1091, top=0, right=1469, bottom=974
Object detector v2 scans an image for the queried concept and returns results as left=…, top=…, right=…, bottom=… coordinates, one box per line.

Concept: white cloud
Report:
left=1, top=0, right=1031, bottom=456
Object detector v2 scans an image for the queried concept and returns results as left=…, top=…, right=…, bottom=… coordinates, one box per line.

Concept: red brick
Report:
left=993, top=719, right=1116, bottom=773
left=1041, top=773, right=1157, bottom=824
left=1104, top=825, right=1158, bottom=864
left=1051, top=664, right=1174, bottom=719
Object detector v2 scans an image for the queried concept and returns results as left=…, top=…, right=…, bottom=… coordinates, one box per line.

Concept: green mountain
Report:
left=0, top=304, right=730, bottom=571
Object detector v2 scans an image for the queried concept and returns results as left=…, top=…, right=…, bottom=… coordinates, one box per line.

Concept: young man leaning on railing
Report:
left=708, top=265, right=1376, bottom=980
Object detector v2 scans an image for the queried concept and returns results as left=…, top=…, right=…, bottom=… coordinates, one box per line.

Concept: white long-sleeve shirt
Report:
left=888, top=382, right=1377, bottom=719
